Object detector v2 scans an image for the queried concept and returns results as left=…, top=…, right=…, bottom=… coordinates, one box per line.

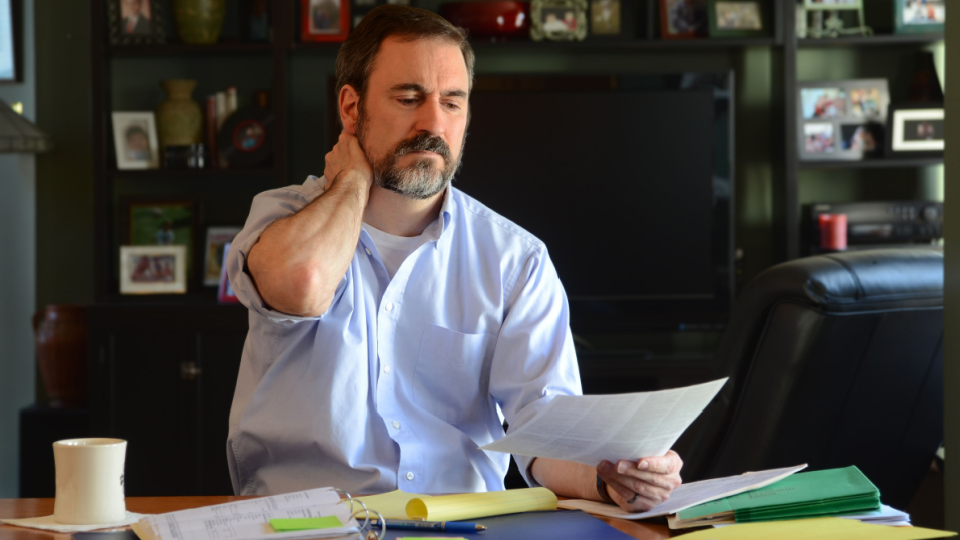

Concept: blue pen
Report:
left=368, top=519, right=486, bottom=533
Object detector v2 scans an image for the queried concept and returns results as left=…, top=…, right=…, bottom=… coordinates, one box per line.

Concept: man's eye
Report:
left=398, top=98, right=418, bottom=105
left=444, top=102, right=461, bottom=110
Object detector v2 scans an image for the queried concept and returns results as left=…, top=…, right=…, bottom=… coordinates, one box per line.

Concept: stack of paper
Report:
left=131, top=487, right=360, bottom=540
left=670, top=466, right=881, bottom=529
left=837, top=504, right=912, bottom=527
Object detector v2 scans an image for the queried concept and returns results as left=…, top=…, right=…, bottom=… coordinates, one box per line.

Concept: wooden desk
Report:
left=0, top=497, right=671, bottom=540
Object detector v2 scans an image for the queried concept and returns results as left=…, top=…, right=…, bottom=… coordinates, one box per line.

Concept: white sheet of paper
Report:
left=558, top=464, right=808, bottom=519
left=136, top=487, right=359, bottom=540
left=481, top=378, right=727, bottom=466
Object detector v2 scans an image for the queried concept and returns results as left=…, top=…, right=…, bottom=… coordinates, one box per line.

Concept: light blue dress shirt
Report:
left=225, top=175, right=582, bottom=496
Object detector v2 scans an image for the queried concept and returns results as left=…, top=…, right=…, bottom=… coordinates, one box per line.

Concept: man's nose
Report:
left=414, top=99, right=445, bottom=137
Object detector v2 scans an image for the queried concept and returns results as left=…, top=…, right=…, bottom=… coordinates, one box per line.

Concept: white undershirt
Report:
left=361, top=221, right=437, bottom=279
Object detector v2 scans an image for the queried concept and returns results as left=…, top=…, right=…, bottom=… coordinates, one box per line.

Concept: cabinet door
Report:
left=89, top=305, right=248, bottom=496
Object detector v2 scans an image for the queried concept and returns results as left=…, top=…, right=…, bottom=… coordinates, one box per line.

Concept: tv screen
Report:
left=455, top=74, right=734, bottom=331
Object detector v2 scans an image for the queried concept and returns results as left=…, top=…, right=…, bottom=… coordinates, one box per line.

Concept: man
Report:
left=226, top=5, right=682, bottom=512
left=121, top=0, right=151, bottom=35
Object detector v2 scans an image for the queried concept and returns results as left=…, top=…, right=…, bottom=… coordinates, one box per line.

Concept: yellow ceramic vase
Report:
left=173, top=0, right=226, bottom=45
left=155, top=79, right=203, bottom=149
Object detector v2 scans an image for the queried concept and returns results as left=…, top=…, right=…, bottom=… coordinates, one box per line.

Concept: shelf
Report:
left=290, top=37, right=780, bottom=53
left=97, top=296, right=247, bottom=307
left=107, top=167, right=276, bottom=178
left=798, top=33, right=943, bottom=48
left=107, top=41, right=275, bottom=57
left=799, top=157, right=943, bottom=170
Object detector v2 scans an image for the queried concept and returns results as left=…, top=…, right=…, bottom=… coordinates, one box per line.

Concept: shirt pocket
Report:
left=413, top=324, right=496, bottom=425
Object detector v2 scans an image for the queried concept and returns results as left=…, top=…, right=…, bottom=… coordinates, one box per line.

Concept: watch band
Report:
left=596, top=474, right=616, bottom=504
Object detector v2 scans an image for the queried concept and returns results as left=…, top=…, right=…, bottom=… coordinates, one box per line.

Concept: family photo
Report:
left=801, top=88, right=847, bottom=119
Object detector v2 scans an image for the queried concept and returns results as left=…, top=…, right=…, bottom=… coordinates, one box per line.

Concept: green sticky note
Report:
left=269, top=516, right=344, bottom=531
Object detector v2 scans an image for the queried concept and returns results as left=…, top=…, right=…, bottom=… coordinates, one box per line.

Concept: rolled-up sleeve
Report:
left=488, top=245, right=582, bottom=487
left=226, top=176, right=340, bottom=323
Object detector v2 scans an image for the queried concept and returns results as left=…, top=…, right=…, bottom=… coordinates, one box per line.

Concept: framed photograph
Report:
left=589, top=0, right=636, bottom=40
left=107, top=0, right=166, bottom=45
left=300, top=0, right=350, bottom=42
left=531, top=0, right=588, bottom=42
left=203, top=226, right=241, bottom=286
left=803, top=0, right=862, bottom=10
left=0, top=0, right=20, bottom=83
left=120, top=245, right=187, bottom=295
left=120, top=197, right=198, bottom=278
left=218, top=242, right=240, bottom=304
left=111, top=112, right=160, bottom=170
left=887, top=104, right=944, bottom=157
left=894, top=0, right=944, bottom=34
left=659, top=0, right=707, bottom=40
left=797, top=79, right=889, bottom=161
left=708, top=0, right=766, bottom=38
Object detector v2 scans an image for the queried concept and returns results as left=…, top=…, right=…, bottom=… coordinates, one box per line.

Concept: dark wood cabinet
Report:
left=88, top=304, right=248, bottom=496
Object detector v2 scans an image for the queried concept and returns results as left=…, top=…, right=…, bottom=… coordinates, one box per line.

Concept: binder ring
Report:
left=351, top=508, right=385, bottom=540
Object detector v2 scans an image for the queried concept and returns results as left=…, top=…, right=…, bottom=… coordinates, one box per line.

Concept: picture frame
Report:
left=589, top=0, right=636, bottom=40
left=107, top=0, right=166, bottom=46
left=708, top=0, right=767, bottom=38
left=531, top=0, right=588, bottom=42
left=659, top=0, right=707, bottom=40
left=218, top=241, right=240, bottom=304
left=120, top=245, right=187, bottom=295
left=886, top=103, right=944, bottom=157
left=111, top=112, right=160, bottom=170
left=893, top=0, right=944, bottom=35
left=300, top=0, right=351, bottom=42
left=0, top=0, right=21, bottom=83
left=797, top=79, right=890, bottom=162
left=120, top=197, right=199, bottom=280
left=203, top=226, right=242, bottom=286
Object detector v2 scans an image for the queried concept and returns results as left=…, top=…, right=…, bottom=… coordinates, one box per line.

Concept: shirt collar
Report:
left=438, top=185, right=454, bottom=236
left=357, top=184, right=455, bottom=252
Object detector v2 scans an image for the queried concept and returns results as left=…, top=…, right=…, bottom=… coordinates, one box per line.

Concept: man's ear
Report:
left=339, top=84, right=360, bottom=135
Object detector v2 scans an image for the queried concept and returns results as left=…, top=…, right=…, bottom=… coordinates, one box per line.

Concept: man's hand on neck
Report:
left=363, top=184, right=446, bottom=238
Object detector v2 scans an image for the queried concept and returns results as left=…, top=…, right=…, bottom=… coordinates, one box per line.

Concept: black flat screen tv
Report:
left=455, top=73, right=734, bottom=332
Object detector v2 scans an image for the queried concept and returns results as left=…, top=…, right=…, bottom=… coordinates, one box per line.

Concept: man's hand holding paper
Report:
left=482, top=379, right=727, bottom=512
left=598, top=450, right=684, bottom=511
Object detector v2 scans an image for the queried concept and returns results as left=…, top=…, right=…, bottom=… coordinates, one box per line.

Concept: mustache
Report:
left=393, top=133, right=452, bottom=163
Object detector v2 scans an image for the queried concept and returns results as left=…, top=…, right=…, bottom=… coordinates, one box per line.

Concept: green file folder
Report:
left=675, top=466, right=880, bottom=526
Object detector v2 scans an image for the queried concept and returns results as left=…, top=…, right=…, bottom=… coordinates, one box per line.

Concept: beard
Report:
left=356, top=105, right=465, bottom=200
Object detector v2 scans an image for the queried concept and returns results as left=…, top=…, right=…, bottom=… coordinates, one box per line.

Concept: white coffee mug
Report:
left=53, top=438, right=127, bottom=524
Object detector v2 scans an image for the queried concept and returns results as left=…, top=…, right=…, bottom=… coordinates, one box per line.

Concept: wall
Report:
left=0, top=0, right=35, bottom=498
left=943, top=4, right=959, bottom=529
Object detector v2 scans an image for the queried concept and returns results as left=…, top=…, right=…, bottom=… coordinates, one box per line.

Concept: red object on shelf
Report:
left=300, top=0, right=350, bottom=43
left=819, top=213, right=848, bottom=251
left=439, top=1, right=530, bottom=39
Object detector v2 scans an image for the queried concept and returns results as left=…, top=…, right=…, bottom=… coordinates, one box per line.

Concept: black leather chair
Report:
left=674, top=248, right=943, bottom=510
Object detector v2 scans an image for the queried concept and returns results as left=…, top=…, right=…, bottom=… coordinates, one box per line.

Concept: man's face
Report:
left=127, top=132, right=148, bottom=152
left=354, top=37, right=469, bottom=200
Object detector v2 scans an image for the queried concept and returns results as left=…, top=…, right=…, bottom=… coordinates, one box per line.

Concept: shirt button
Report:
left=385, top=302, right=394, bottom=311
left=392, top=421, right=400, bottom=429
left=406, top=472, right=415, bottom=481
left=383, top=365, right=391, bottom=373
left=365, top=248, right=371, bottom=255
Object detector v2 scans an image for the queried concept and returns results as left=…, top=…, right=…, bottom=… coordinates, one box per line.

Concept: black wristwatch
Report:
left=596, top=474, right=616, bottom=504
